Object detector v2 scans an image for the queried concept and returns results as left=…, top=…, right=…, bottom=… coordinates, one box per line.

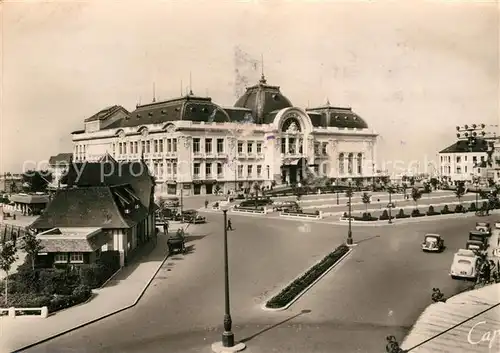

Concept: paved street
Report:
left=20, top=213, right=499, bottom=353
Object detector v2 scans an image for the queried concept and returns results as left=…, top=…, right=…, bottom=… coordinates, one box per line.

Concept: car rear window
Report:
left=458, top=259, right=471, bottom=265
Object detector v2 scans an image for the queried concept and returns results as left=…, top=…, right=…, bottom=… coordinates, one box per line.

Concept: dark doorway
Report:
left=206, top=184, right=213, bottom=194
left=194, top=184, right=201, bottom=195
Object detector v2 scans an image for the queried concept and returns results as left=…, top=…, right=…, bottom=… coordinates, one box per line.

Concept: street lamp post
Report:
left=388, top=186, right=393, bottom=224
left=212, top=209, right=245, bottom=352
left=347, top=179, right=353, bottom=245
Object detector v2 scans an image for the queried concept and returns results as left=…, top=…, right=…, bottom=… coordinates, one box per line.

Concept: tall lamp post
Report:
left=212, top=207, right=245, bottom=353
left=346, top=178, right=353, bottom=245
left=387, top=185, right=394, bottom=224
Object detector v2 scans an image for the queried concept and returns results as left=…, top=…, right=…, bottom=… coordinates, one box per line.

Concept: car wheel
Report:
left=451, top=275, right=457, bottom=280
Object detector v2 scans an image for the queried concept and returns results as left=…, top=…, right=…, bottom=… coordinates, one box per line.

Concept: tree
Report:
left=455, top=181, right=466, bottom=204
left=0, top=241, right=18, bottom=306
left=362, top=192, right=371, bottom=213
left=214, top=183, right=221, bottom=195
left=22, top=170, right=53, bottom=193
left=355, top=179, right=363, bottom=191
left=21, top=230, right=43, bottom=270
left=429, top=178, right=439, bottom=190
left=411, top=188, right=422, bottom=209
left=409, top=177, right=416, bottom=186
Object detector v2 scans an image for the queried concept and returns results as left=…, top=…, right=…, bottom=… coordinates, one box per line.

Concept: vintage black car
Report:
left=167, top=229, right=186, bottom=254
left=466, top=240, right=488, bottom=252
left=179, top=209, right=206, bottom=224
left=421, top=234, right=444, bottom=252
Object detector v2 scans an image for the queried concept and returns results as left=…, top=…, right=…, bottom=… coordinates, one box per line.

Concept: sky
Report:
left=1, top=0, right=498, bottom=174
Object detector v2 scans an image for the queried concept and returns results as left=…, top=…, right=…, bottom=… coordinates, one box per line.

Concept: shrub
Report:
left=411, top=209, right=423, bottom=217
left=48, top=285, right=92, bottom=313
left=213, top=202, right=219, bottom=208
left=396, top=209, right=410, bottom=219
left=441, top=205, right=451, bottom=214
left=266, top=244, right=350, bottom=309
left=455, top=204, right=465, bottom=213
left=427, top=205, right=439, bottom=216
left=79, top=263, right=117, bottom=289
left=482, top=201, right=489, bottom=210
left=343, top=212, right=348, bottom=219
left=379, top=210, right=394, bottom=220
left=315, top=210, right=320, bottom=216
left=1, top=292, right=52, bottom=308
left=469, top=202, right=476, bottom=212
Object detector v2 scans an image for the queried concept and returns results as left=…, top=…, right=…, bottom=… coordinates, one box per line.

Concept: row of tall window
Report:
left=440, top=155, right=484, bottom=163
left=115, top=138, right=178, bottom=155
left=74, top=145, right=86, bottom=161
left=236, top=141, right=263, bottom=154
left=149, top=161, right=178, bottom=179
left=192, top=138, right=225, bottom=154
left=338, top=153, right=363, bottom=175
left=280, top=137, right=304, bottom=155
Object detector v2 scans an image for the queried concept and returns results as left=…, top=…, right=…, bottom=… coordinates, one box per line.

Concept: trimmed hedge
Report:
left=411, top=209, right=425, bottom=217
left=265, top=244, right=350, bottom=309
left=426, top=206, right=440, bottom=216
left=353, top=212, right=377, bottom=221
left=396, top=209, right=410, bottom=219
left=441, top=205, right=452, bottom=214
left=379, top=210, right=395, bottom=221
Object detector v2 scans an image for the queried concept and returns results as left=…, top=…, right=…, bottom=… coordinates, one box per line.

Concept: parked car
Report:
left=495, top=221, right=500, bottom=229
left=450, top=249, right=482, bottom=280
left=475, top=222, right=491, bottom=235
left=469, top=231, right=490, bottom=246
left=421, top=234, right=444, bottom=252
left=465, top=240, right=487, bottom=252
left=180, top=209, right=206, bottom=224
left=273, top=201, right=299, bottom=211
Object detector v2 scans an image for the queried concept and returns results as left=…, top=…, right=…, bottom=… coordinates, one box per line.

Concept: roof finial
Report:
left=259, top=53, right=267, bottom=84
left=152, top=82, right=156, bottom=103
left=189, top=71, right=193, bottom=95
left=180, top=80, right=183, bottom=96
left=326, top=97, right=330, bottom=106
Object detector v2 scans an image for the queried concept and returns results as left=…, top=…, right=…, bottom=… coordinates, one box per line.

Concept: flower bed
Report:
left=265, top=244, right=350, bottom=309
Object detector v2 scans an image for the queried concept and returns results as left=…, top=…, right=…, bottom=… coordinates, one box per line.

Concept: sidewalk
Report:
left=401, top=283, right=500, bottom=352
left=0, top=224, right=190, bottom=353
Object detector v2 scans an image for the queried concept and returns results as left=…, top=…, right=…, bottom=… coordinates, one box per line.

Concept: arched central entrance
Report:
left=281, top=157, right=309, bottom=185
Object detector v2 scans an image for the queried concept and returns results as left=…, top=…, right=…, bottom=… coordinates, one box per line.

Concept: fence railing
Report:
left=0, top=306, right=49, bottom=318
left=280, top=212, right=322, bottom=219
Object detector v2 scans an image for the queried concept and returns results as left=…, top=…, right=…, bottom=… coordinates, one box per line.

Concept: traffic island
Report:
left=263, top=244, right=351, bottom=311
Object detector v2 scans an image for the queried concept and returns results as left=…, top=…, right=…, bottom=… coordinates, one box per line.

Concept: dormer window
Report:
left=148, top=112, right=153, bottom=116
left=273, top=94, right=280, bottom=101
left=161, top=110, right=167, bottom=114
left=190, top=107, right=196, bottom=112
left=137, top=114, right=141, bottom=118
left=175, top=107, right=180, bottom=111
left=202, top=107, right=209, bottom=113
left=124, top=209, right=130, bottom=214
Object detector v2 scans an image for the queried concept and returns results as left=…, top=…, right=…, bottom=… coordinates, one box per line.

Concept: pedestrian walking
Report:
left=205, top=200, right=209, bottom=208
left=163, top=220, right=169, bottom=235
left=227, top=219, right=233, bottom=231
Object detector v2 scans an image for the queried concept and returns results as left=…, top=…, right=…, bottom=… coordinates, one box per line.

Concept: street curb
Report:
left=260, top=247, right=353, bottom=312
left=11, top=225, right=193, bottom=353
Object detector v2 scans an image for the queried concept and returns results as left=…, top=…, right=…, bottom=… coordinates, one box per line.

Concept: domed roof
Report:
left=306, top=102, right=368, bottom=129
left=106, top=94, right=231, bottom=129
left=234, top=75, right=293, bottom=124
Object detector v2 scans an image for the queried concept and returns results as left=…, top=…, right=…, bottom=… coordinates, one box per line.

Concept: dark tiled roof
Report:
left=40, top=234, right=108, bottom=252
left=84, top=105, right=129, bottom=122
left=223, top=107, right=254, bottom=122
left=103, top=95, right=231, bottom=130
left=31, top=186, right=133, bottom=230
left=439, top=139, right=491, bottom=153
left=49, top=153, right=73, bottom=165
left=306, top=105, right=369, bottom=129
left=234, top=76, right=293, bottom=124
left=62, top=160, right=154, bottom=210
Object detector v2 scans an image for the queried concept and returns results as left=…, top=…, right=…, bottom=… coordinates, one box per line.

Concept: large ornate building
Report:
left=71, top=75, right=379, bottom=196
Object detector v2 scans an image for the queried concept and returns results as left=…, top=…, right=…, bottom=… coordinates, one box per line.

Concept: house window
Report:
left=465, top=166, right=468, bottom=173
left=217, top=163, right=223, bottom=176
left=193, top=138, right=200, bottom=153
left=480, top=156, right=485, bottom=162
left=464, top=155, right=467, bottom=162
left=456, top=156, right=461, bottom=163
left=256, top=142, right=262, bottom=153
left=347, top=153, right=354, bottom=174
left=167, top=139, right=172, bottom=152
left=172, top=139, right=177, bottom=152
left=322, top=143, right=328, bottom=155
left=123, top=143, right=127, bottom=154
left=314, top=143, right=320, bottom=155
left=281, top=138, right=286, bottom=154
left=257, top=165, right=262, bottom=177
left=473, top=156, right=477, bottom=162
left=119, top=143, right=123, bottom=155
left=238, top=141, right=243, bottom=153
left=357, top=153, right=363, bottom=174
left=238, top=165, right=243, bottom=178
left=456, top=166, right=462, bottom=174
left=205, top=163, right=212, bottom=177
left=322, top=163, right=327, bottom=175
left=141, top=141, right=146, bottom=154
left=193, top=163, right=200, bottom=176
left=159, top=140, right=163, bottom=153
left=135, top=141, right=139, bottom=154
left=173, top=162, right=177, bottom=176
left=339, top=153, right=345, bottom=174
left=167, top=163, right=172, bottom=175
left=54, top=254, right=68, bottom=263
left=154, top=140, right=159, bottom=153
left=247, top=141, right=253, bottom=154
left=70, top=253, right=84, bottom=263
left=205, top=138, right=212, bottom=153
left=146, top=141, right=151, bottom=153
left=247, top=165, right=253, bottom=177
left=289, top=138, right=296, bottom=154
left=129, top=142, right=133, bottom=154
left=217, top=138, right=224, bottom=153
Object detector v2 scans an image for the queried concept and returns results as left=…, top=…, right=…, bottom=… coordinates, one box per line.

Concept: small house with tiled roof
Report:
left=31, top=159, right=156, bottom=268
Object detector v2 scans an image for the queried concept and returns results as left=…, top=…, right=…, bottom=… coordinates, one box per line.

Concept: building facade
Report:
left=71, top=75, right=379, bottom=196
left=438, top=139, right=491, bottom=185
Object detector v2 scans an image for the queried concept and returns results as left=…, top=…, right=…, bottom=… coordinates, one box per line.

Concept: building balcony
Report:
left=217, top=173, right=224, bottom=179
left=193, top=174, right=201, bottom=180
left=193, top=152, right=203, bottom=158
